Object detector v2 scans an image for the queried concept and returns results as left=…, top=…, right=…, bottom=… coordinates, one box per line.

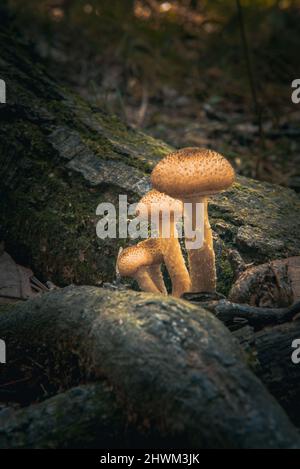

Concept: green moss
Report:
left=0, top=303, right=17, bottom=314
left=1, top=163, right=126, bottom=285
left=0, top=43, right=171, bottom=287
left=217, top=255, right=234, bottom=296
left=82, top=135, right=152, bottom=173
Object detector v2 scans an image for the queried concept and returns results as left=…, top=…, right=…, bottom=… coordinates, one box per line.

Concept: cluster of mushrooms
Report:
left=117, top=148, right=235, bottom=297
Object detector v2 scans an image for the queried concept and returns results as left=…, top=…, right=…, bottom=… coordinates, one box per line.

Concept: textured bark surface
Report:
left=236, top=320, right=300, bottom=428
left=0, top=16, right=170, bottom=287
left=0, top=286, right=299, bottom=449
left=229, top=257, right=300, bottom=307
left=176, top=293, right=300, bottom=428
left=0, top=381, right=174, bottom=449
left=0, top=19, right=300, bottom=295
left=0, top=384, right=133, bottom=449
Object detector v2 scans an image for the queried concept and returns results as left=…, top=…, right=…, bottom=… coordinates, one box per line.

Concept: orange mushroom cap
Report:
left=135, top=189, right=183, bottom=220
left=117, top=239, right=163, bottom=277
left=151, top=148, right=235, bottom=199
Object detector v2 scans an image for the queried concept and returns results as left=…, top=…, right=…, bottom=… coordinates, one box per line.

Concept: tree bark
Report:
left=0, top=286, right=299, bottom=449
left=235, top=320, right=300, bottom=428
left=182, top=295, right=300, bottom=428
left=0, top=380, right=178, bottom=449
left=0, top=384, right=137, bottom=449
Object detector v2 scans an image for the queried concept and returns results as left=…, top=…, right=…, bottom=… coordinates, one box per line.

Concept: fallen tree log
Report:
left=0, top=286, right=299, bottom=448
left=0, top=381, right=194, bottom=449
left=181, top=295, right=300, bottom=427
left=235, top=320, right=300, bottom=428
left=0, top=383, right=138, bottom=449
left=228, top=257, right=300, bottom=307
left=0, top=14, right=300, bottom=297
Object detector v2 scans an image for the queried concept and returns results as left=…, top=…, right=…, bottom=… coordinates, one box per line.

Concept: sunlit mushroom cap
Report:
left=151, top=148, right=235, bottom=199
left=135, top=189, right=183, bottom=220
left=117, top=239, right=163, bottom=277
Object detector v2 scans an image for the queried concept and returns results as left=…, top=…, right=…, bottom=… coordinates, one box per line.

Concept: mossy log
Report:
left=236, top=320, right=300, bottom=428
left=1, top=18, right=300, bottom=295
left=0, top=286, right=299, bottom=449
left=0, top=384, right=139, bottom=449
left=179, top=294, right=300, bottom=428
left=0, top=381, right=172, bottom=449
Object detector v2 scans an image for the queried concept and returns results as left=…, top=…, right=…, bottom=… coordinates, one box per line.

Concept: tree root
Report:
left=0, top=285, right=299, bottom=448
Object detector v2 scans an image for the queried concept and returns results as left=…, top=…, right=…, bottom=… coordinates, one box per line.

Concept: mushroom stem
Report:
left=159, top=213, right=191, bottom=298
left=136, top=189, right=191, bottom=297
left=185, top=197, right=216, bottom=293
left=135, top=267, right=161, bottom=294
left=147, top=265, right=167, bottom=295
left=162, top=237, right=191, bottom=297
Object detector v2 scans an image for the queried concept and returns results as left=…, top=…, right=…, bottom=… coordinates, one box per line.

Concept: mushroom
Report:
left=136, top=189, right=191, bottom=297
left=117, top=238, right=167, bottom=294
left=147, top=263, right=167, bottom=295
left=151, top=147, right=235, bottom=292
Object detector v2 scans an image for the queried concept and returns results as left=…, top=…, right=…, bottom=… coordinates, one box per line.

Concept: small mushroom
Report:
left=117, top=239, right=167, bottom=294
left=151, top=148, right=235, bottom=292
left=147, top=263, right=167, bottom=295
left=136, top=189, right=191, bottom=297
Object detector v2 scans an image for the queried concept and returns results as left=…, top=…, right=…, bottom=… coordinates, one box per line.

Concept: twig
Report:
left=236, top=0, right=265, bottom=175
left=0, top=294, right=27, bottom=301
left=214, top=299, right=300, bottom=328
left=185, top=295, right=300, bottom=331
left=30, top=276, right=50, bottom=292
left=116, top=87, right=128, bottom=124
left=0, top=377, right=30, bottom=388
left=136, top=85, right=148, bottom=127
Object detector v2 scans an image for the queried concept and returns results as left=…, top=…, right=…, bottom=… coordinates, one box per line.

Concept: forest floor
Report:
left=29, top=22, right=300, bottom=192
left=42, top=41, right=300, bottom=193
left=7, top=1, right=300, bottom=192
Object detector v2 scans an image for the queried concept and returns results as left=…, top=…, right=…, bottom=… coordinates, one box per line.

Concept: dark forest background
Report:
left=5, top=0, right=300, bottom=188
